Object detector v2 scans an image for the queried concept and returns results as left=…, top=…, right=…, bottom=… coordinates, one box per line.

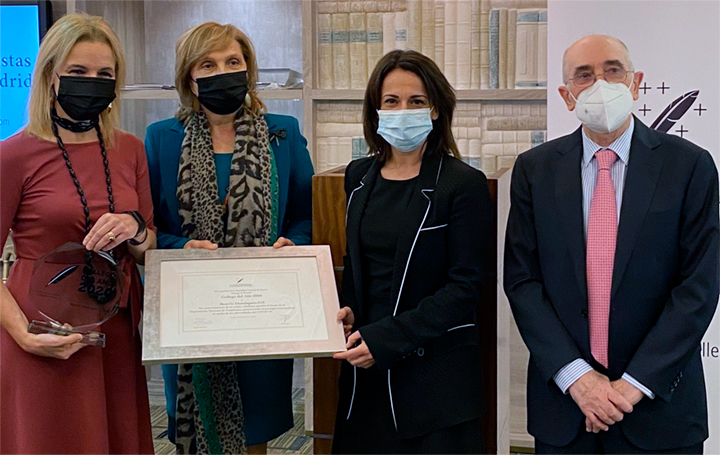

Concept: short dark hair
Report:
left=363, top=50, right=459, bottom=163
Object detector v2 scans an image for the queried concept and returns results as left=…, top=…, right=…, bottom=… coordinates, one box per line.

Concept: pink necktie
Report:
left=587, top=149, right=618, bottom=368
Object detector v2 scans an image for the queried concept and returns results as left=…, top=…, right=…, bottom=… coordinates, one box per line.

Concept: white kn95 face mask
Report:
left=570, top=79, right=634, bottom=134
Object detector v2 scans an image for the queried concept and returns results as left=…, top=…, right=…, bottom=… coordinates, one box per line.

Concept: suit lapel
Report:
left=389, top=155, right=442, bottom=315
left=345, top=159, right=381, bottom=311
left=555, top=129, right=588, bottom=304
left=612, top=120, right=663, bottom=298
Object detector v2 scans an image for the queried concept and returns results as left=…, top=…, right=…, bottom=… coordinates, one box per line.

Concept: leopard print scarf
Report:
left=174, top=108, right=278, bottom=454
left=177, top=108, right=274, bottom=248
left=175, top=363, right=246, bottom=455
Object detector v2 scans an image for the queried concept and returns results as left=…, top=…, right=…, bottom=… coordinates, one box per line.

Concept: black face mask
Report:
left=51, top=106, right=96, bottom=132
left=56, top=75, right=116, bottom=121
left=195, top=71, right=248, bottom=115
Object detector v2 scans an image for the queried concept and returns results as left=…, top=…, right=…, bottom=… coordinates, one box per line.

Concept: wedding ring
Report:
left=107, top=231, right=116, bottom=242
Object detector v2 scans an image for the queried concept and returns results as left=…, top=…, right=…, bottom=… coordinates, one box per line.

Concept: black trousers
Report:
left=334, top=416, right=484, bottom=455
left=534, top=425, right=703, bottom=455
left=332, top=365, right=483, bottom=454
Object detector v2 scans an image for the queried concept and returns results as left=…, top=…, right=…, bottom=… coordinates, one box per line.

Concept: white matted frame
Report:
left=142, top=245, right=345, bottom=365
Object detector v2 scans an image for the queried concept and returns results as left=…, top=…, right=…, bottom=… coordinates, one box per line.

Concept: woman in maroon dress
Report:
left=0, top=13, right=155, bottom=454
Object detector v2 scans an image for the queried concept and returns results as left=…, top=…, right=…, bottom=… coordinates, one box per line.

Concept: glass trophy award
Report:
left=27, top=242, right=126, bottom=347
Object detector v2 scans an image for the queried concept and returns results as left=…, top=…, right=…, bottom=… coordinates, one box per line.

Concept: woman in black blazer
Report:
left=332, top=50, right=493, bottom=454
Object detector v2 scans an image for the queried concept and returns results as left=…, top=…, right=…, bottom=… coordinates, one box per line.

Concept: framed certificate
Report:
left=141, top=245, right=346, bottom=364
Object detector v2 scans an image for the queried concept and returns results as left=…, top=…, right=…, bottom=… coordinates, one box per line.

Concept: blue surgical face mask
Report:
left=377, top=108, right=434, bottom=152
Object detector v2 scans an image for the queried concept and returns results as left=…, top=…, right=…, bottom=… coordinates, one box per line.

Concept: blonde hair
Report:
left=175, top=22, right=265, bottom=122
left=25, top=13, right=126, bottom=146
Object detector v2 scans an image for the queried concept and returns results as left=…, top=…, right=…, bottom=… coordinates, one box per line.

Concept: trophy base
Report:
left=27, top=321, right=106, bottom=348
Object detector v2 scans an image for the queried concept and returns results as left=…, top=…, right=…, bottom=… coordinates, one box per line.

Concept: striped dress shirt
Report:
left=552, top=121, right=655, bottom=399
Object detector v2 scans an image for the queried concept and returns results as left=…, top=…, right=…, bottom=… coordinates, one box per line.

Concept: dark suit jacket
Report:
left=504, top=118, right=719, bottom=450
left=144, top=114, right=313, bottom=249
left=336, top=153, right=492, bottom=438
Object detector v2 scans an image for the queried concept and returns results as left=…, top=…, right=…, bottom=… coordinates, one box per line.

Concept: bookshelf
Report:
left=48, top=0, right=540, bottom=451
left=310, top=88, right=546, bottom=100
left=303, top=0, right=547, bottom=175
left=119, top=88, right=304, bottom=101
left=57, top=0, right=547, bottom=176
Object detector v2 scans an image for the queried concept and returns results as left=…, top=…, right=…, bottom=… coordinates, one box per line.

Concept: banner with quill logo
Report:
left=547, top=2, right=719, bottom=453
left=650, top=90, right=699, bottom=133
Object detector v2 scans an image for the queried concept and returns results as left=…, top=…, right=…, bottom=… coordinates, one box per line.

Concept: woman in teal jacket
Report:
left=145, top=22, right=313, bottom=454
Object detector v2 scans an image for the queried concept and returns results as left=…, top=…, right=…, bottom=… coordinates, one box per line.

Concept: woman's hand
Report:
left=273, top=237, right=295, bottom=248
left=333, top=331, right=375, bottom=368
left=83, top=212, right=141, bottom=251
left=19, top=331, right=85, bottom=360
left=184, top=240, right=218, bottom=250
left=336, top=306, right=355, bottom=339
left=1, top=283, right=85, bottom=359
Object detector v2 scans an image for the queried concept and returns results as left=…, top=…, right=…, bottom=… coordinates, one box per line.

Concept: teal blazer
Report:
left=145, top=113, right=314, bottom=249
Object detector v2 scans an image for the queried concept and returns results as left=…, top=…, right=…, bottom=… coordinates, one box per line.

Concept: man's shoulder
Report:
left=632, top=121, right=716, bottom=179
left=517, top=129, right=580, bottom=165
left=645, top=123, right=708, bottom=158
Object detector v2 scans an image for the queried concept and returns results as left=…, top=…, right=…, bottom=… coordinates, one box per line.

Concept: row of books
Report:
left=317, top=139, right=544, bottom=175
left=315, top=130, right=546, bottom=174
left=316, top=0, right=547, bottom=90
left=490, top=8, right=547, bottom=89
left=318, top=10, right=403, bottom=90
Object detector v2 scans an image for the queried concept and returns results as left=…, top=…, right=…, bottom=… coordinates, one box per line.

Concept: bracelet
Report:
left=128, top=227, right=148, bottom=245
left=123, top=210, right=146, bottom=237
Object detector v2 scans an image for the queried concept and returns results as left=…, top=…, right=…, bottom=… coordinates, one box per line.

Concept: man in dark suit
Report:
left=504, top=34, right=719, bottom=454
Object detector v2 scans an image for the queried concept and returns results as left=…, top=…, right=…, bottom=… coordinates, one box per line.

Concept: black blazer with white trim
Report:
left=337, top=153, right=493, bottom=438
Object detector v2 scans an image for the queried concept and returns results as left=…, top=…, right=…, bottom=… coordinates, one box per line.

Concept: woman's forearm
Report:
left=127, top=229, right=157, bottom=265
left=1, top=280, right=30, bottom=348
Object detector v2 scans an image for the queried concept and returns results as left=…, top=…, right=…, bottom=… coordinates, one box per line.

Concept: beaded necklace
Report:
left=50, top=108, right=118, bottom=304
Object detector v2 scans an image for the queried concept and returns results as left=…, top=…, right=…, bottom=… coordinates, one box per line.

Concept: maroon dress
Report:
left=0, top=130, right=155, bottom=454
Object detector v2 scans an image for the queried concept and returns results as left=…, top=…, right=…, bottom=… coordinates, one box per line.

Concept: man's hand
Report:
left=568, top=370, right=634, bottom=432
left=611, top=378, right=644, bottom=406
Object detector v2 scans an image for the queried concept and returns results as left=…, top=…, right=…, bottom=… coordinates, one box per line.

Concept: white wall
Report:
left=547, top=1, right=720, bottom=452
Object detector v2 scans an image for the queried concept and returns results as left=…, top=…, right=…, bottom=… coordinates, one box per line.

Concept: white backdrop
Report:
left=547, top=1, right=720, bottom=453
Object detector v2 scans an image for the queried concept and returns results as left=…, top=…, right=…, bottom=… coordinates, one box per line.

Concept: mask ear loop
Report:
left=566, top=83, right=580, bottom=103
left=627, top=75, right=635, bottom=92
left=51, top=73, right=60, bottom=105
left=190, top=77, right=199, bottom=99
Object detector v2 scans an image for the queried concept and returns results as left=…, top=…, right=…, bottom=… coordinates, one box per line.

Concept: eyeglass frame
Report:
left=566, top=67, right=634, bottom=89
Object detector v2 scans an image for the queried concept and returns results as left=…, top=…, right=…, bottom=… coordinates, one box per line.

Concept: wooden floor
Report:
left=148, top=380, right=312, bottom=455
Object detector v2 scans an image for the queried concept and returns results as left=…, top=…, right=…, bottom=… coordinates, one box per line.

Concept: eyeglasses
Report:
left=568, top=68, right=632, bottom=89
